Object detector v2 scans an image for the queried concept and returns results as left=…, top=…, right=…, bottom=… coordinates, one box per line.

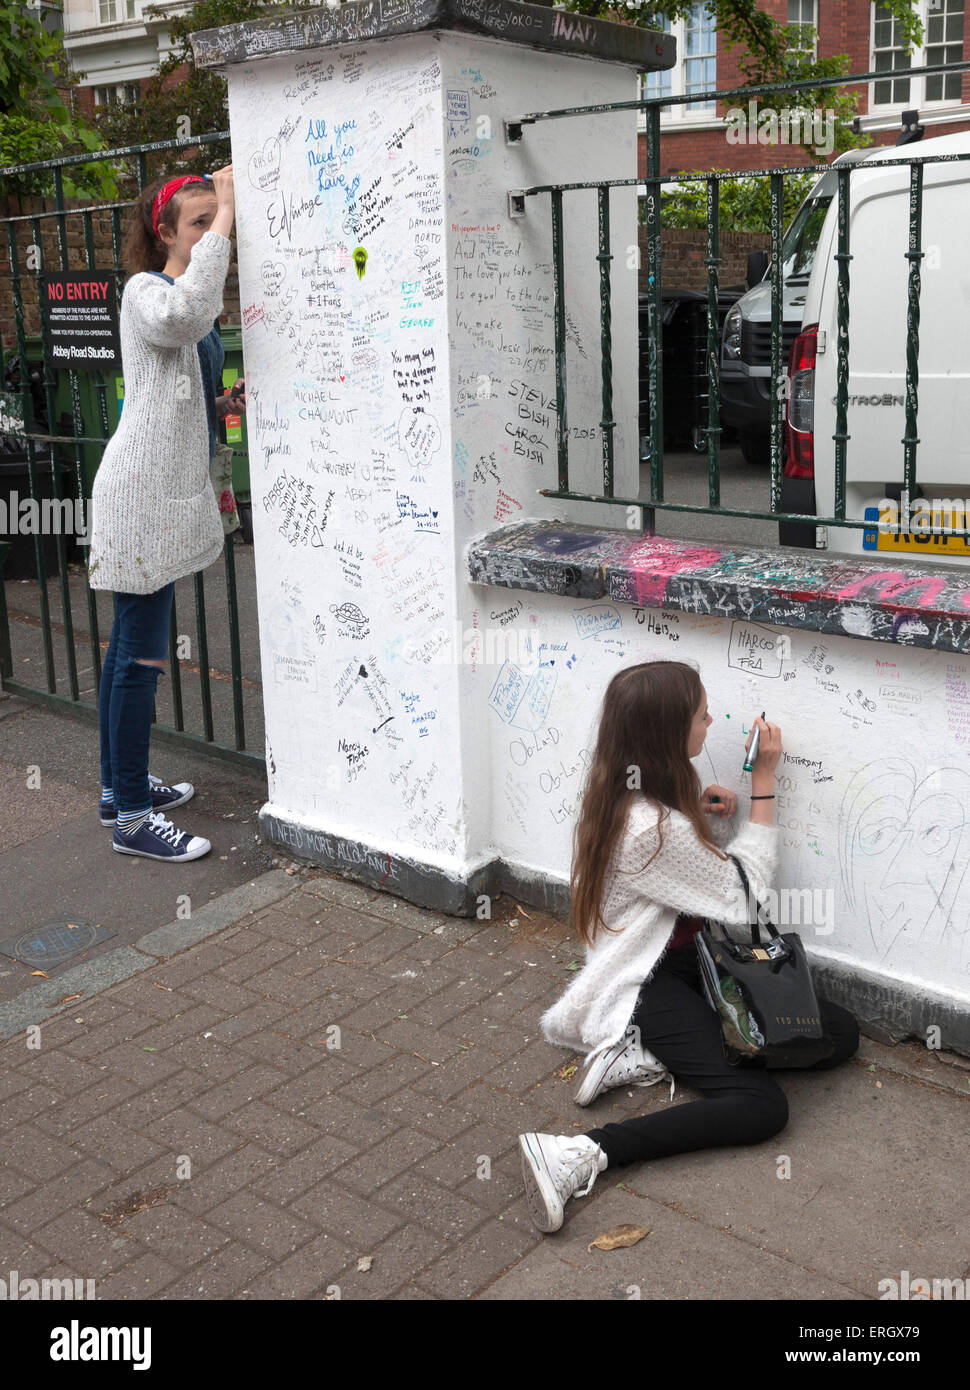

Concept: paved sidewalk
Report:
left=1, top=858, right=969, bottom=1301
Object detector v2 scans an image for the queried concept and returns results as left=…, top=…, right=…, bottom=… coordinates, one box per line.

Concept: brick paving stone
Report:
left=369, top=1090, right=480, bottom=1145
left=370, top=1018, right=465, bottom=1066
left=330, top=1222, right=448, bottom=1300
left=331, top=1127, right=441, bottom=1198
left=373, top=1171, right=491, bottom=1243
left=304, top=903, right=409, bottom=941
left=275, top=1092, right=391, bottom=1148
left=435, top=1013, right=539, bottom=1059
left=0, top=1083, right=77, bottom=1129
left=258, top=1063, right=358, bottom=1119
left=487, top=1038, right=565, bottom=1098
left=0, top=1123, right=85, bottom=1179
left=233, top=963, right=334, bottom=1008
left=289, top=1178, right=401, bottom=1246
left=426, top=919, right=486, bottom=947
left=413, top=1220, right=541, bottom=1299
left=411, top=1122, right=518, bottom=1189
left=105, top=1073, right=212, bottom=1132
left=448, top=1082, right=545, bottom=1137
left=148, top=944, right=239, bottom=989
left=119, top=1204, right=229, bottom=1266
left=169, top=1143, right=282, bottom=1216
left=117, top=1005, right=223, bottom=1055
left=205, top=1190, right=322, bottom=1260
left=0, top=1164, right=38, bottom=1208
left=183, top=1063, right=292, bottom=1122
left=32, top=1207, right=151, bottom=1276
left=455, top=1165, right=526, bottom=1217
left=154, top=1242, right=274, bottom=1299
left=205, top=1000, right=293, bottom=1043
left=458, top=925, right=518, bottom=954
left=177, top=974, right=269, bottom=1015
left=99, top=981, right=205, bottom=1020
left=241, top=910, right=332, bottom=948
left=317, top=1030, right=399, bottom=1071
left=139, top=1111, right=247, bottom=1170
left=0, top=1224, right=58, bottom=1270
left=93, top=1252, right=182, bottom=1299
left=0, top=1067, right=31, bottom=1101
left=390, top=1282, right=438, bottom=1299
left=226, top=1028, right=338, bottom=1076
left=15, top=1050, right=107, bottom=1095
left=59, top=1116, right=167, bottom=1174
left=250, top=1133, right=359, bottom=1207
left=303, top=961, right=398, bottom=1006
left=94, top=1044, right=182, bottom=1089
left=328, top=1051, right=430, bottom=1106
left=408, top=978, right=494, bottom=1027
left=393, top=933, right=464, bottom=964
left=238, top=1230, right=358, bottom=1299
left=336, top=923, right=423, bottom=965
left=215, top=938, right=297, bottom=983
left=59, top=1012, right=161, bottom=1059
left=407, top=1046, right=510, bottom=1103
left=0, top=1159, right=114, bottom=1233
left=220, top=1099, right=322, bottom=1155
left=147, top=1036, right=252, bottom=1084
left=272, top=994, right=362, bottom=1038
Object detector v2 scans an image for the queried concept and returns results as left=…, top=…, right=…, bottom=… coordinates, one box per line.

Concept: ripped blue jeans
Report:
left=97, top=583, right=175, bottom=814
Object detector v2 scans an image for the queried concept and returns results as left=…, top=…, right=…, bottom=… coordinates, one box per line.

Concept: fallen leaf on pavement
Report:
left=154, top=982, right=173, bottom=992
left=30, top=971, right=48, bottom=978
left=60, top=995, right=81, bottom=1003
left=587, top=1225, right=651, bottom=1252
left=356, top=1256, right=373, bottom=1272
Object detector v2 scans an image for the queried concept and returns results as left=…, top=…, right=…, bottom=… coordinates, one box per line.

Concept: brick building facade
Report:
left=639, top=0, right=970, bottom=178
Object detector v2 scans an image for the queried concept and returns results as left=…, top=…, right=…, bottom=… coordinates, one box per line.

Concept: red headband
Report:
left=151, top=175, right=207, bottom=236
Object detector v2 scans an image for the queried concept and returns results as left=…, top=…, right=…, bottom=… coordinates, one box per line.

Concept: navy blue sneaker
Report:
left=112, top=811, right=211, bottom=862
left=101, top=775, right=194, bottom=826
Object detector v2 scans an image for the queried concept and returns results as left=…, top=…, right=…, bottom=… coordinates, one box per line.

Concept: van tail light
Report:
left=784, top=323, right=818, bottom=479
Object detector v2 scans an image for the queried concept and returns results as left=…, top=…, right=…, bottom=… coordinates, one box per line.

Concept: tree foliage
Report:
left=0, top=3, right=118, bottom=197
left=565, top=0, right=925, bottom=160
left=94, top=0, right=316, bottom=184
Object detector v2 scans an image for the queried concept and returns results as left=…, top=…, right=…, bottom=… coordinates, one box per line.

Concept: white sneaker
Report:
left=573, top=1025, right=666, bottom=1107
left=518, top=1131, right=606, bottom=1233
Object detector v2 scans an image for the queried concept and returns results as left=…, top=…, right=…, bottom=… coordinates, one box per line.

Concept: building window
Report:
left=872, top=0, right=965, bottom=107
left=98, top=0, right=137, bottom=22
left=683, top=3, right=717, bottom=112
left=640, top=3, right=717, bottom=120
left=787, top=0, right=818, bottom=61
left=94, top=83, right=140, bottom=106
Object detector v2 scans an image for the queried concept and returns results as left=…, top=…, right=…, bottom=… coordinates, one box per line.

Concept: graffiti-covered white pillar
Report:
left=191, top=0, right=671, bottom=910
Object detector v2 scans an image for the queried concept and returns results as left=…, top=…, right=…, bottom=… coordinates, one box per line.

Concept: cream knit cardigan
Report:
left=540, top=798, right=780, bottom=1097
left=86, top=230, right=231, bottom=595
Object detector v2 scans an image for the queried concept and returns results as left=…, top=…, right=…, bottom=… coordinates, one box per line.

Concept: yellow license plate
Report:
left=862, top=507, right=970, bottom=556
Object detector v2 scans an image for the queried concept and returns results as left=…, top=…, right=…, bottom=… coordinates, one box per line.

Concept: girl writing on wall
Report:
left=518, top=659, right=860, bottom=1233
left=88, top=166, right=245, bottom=861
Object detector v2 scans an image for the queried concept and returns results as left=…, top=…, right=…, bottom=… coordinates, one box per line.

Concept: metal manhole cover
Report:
left=0, top=919, right=116, bottom=969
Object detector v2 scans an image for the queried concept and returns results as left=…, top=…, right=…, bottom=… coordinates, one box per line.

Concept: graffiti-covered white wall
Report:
left=226, top=29, right=640, bottom=885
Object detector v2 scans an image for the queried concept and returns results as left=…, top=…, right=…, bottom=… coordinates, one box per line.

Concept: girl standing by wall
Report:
left=87, top=165, right=245, bottom=862
left=519, top=660, right=859, bottom=1233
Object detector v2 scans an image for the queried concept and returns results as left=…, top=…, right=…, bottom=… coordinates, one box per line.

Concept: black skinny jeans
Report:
left=584, top=942, right=860, bottom=1167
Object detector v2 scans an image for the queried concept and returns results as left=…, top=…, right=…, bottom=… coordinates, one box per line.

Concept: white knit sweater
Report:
left=86, top=231, right=231, bottom=594
left=540, top=799, right=780, bottom=1095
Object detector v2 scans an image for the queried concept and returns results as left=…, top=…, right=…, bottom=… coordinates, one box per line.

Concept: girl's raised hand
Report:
left=702, top=784, right=737, bottom=817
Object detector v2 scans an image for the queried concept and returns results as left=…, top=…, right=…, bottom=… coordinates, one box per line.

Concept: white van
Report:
left=782, top=127, right=970, bottom=564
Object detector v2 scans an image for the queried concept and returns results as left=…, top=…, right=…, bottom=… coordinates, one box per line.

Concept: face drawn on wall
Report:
left=839, top=760, right=970, bottom=960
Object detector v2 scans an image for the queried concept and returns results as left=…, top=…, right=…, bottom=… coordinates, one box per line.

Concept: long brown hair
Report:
left=570, top=660, right=728, bottom=947
left=122, top=175, right=215, bottom=275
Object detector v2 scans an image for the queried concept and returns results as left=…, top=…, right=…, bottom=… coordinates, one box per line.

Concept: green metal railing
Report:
left=507, top=58, right=970, bottom=540
left=0, top=130, right=260, bottom=766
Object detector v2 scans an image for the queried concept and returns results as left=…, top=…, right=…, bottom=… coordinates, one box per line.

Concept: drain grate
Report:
left=0, top=919, right=116, bottom=969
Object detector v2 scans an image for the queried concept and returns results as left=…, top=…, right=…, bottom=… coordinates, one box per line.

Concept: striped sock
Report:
left=116, top=807, right=151, bottom=836
left=101, top=785, right=114, bottom=803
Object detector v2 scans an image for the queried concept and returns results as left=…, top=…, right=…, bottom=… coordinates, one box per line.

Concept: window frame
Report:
left=639, top=2, right=718, bottom=124
left=869, top=0, right=966, bottom=111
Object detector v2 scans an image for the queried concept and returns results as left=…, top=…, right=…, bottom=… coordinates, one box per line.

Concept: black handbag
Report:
left=694, top=855, right=835, bottom=1067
